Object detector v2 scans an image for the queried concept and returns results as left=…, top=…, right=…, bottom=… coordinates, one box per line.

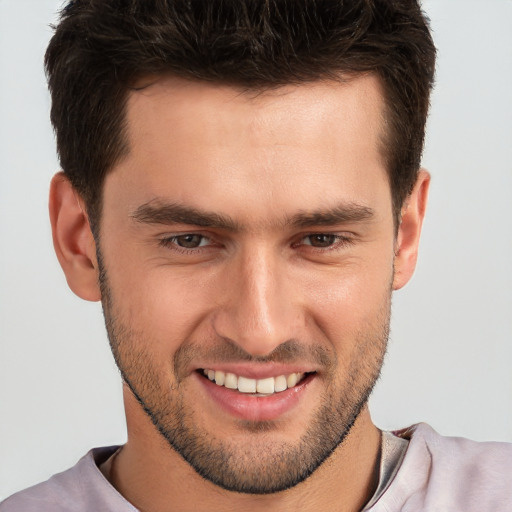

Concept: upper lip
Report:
left=194, top=363, right=317, bottom=379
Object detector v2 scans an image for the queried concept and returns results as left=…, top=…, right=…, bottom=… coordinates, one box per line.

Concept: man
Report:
left=1, top=0, right=511, bottom=511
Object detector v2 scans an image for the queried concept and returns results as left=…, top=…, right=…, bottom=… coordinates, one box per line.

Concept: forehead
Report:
left=107, top=75, right=391, bottom=226
left=126, top=75, right=386, bottom=152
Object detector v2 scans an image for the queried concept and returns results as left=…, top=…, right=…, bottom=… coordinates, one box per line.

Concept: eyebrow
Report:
left=131, top=200, right=375, bottom=231
left=290, top=205, right=374, bottom=228
left=132, top=201, right=241, bottom=231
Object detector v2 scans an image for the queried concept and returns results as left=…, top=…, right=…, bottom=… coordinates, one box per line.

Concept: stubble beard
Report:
left=98, top=255, right=389, bottom=495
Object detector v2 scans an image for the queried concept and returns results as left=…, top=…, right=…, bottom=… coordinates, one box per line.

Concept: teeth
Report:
left=238, top=376, right=257, bottom=393
left=287, top=373, right=298, bottom=388
left=256, top=377, right=274, bottom=394
left=224, top=372, right=238, bottom=390
left=202, top=369, right=306, bottom=395
left=274, top=375, right=287, bottom=392
left=214, top=370, right=225, bottom=386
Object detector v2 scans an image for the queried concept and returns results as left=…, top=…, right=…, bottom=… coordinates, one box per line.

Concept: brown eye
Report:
left=174, top=234, right=205, bottom=248
left=304, top=234, right=337, bottom=248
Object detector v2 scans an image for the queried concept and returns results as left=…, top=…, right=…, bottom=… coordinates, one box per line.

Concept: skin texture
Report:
left=50, top=75, right=429, bottom=512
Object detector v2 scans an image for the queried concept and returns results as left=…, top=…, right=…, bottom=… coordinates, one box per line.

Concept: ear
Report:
left=49, top=172, right=101, bottom=301
left=392, top=169, right=430, bottom=291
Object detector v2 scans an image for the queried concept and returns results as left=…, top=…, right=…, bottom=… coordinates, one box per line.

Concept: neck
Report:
left=107, top=393, right=381, bottom=512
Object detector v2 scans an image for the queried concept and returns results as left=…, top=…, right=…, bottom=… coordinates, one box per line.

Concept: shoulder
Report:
left=0, top=447, right=135, bottom=512
left=406, top=423, right=512, bottom=479
left=372, top=423, right=512, bottom=512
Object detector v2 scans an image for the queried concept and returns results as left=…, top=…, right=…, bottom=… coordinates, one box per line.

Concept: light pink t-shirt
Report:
left=1, top=424, right=511, bottom=511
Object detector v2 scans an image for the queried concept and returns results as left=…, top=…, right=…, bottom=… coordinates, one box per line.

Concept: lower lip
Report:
left=196, top=372, right=315, bottom=422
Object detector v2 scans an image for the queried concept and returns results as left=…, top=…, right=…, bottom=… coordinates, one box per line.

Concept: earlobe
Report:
left=49, top=172, right=101, bottom=301
left=392, top=169, right=430, bottom=291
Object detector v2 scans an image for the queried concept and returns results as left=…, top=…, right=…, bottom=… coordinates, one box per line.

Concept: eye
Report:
left=160, top=234, right=210, bottom=249
left=302, top=234, right=339, bottom=248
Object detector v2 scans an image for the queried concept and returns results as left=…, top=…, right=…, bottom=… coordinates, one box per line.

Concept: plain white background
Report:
left=1, top=0, right=511, bottom=500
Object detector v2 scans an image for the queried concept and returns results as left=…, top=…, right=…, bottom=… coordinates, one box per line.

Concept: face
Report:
left=97, top=76, right=396, bottom=493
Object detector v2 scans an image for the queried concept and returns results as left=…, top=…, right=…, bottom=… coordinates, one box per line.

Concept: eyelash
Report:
left=293, top=233, right=354, bottom=251
left=158, top=234, right=214, bottom=254
left=158, top=233, right=354, bottom=254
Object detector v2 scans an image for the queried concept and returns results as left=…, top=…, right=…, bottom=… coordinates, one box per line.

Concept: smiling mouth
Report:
left=200, top=369, right=313, bottom=396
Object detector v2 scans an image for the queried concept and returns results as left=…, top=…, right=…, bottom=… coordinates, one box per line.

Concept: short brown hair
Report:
left=45, top=0, right=436, bottom=231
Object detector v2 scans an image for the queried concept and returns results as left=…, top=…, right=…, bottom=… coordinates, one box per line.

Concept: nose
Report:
left=213, top=246, right=300, bottom=357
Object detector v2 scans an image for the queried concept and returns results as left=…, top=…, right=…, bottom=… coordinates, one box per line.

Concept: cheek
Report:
left=106, top=257, right=221, bottom=350
left=300, top=253, right=394, bottom=348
